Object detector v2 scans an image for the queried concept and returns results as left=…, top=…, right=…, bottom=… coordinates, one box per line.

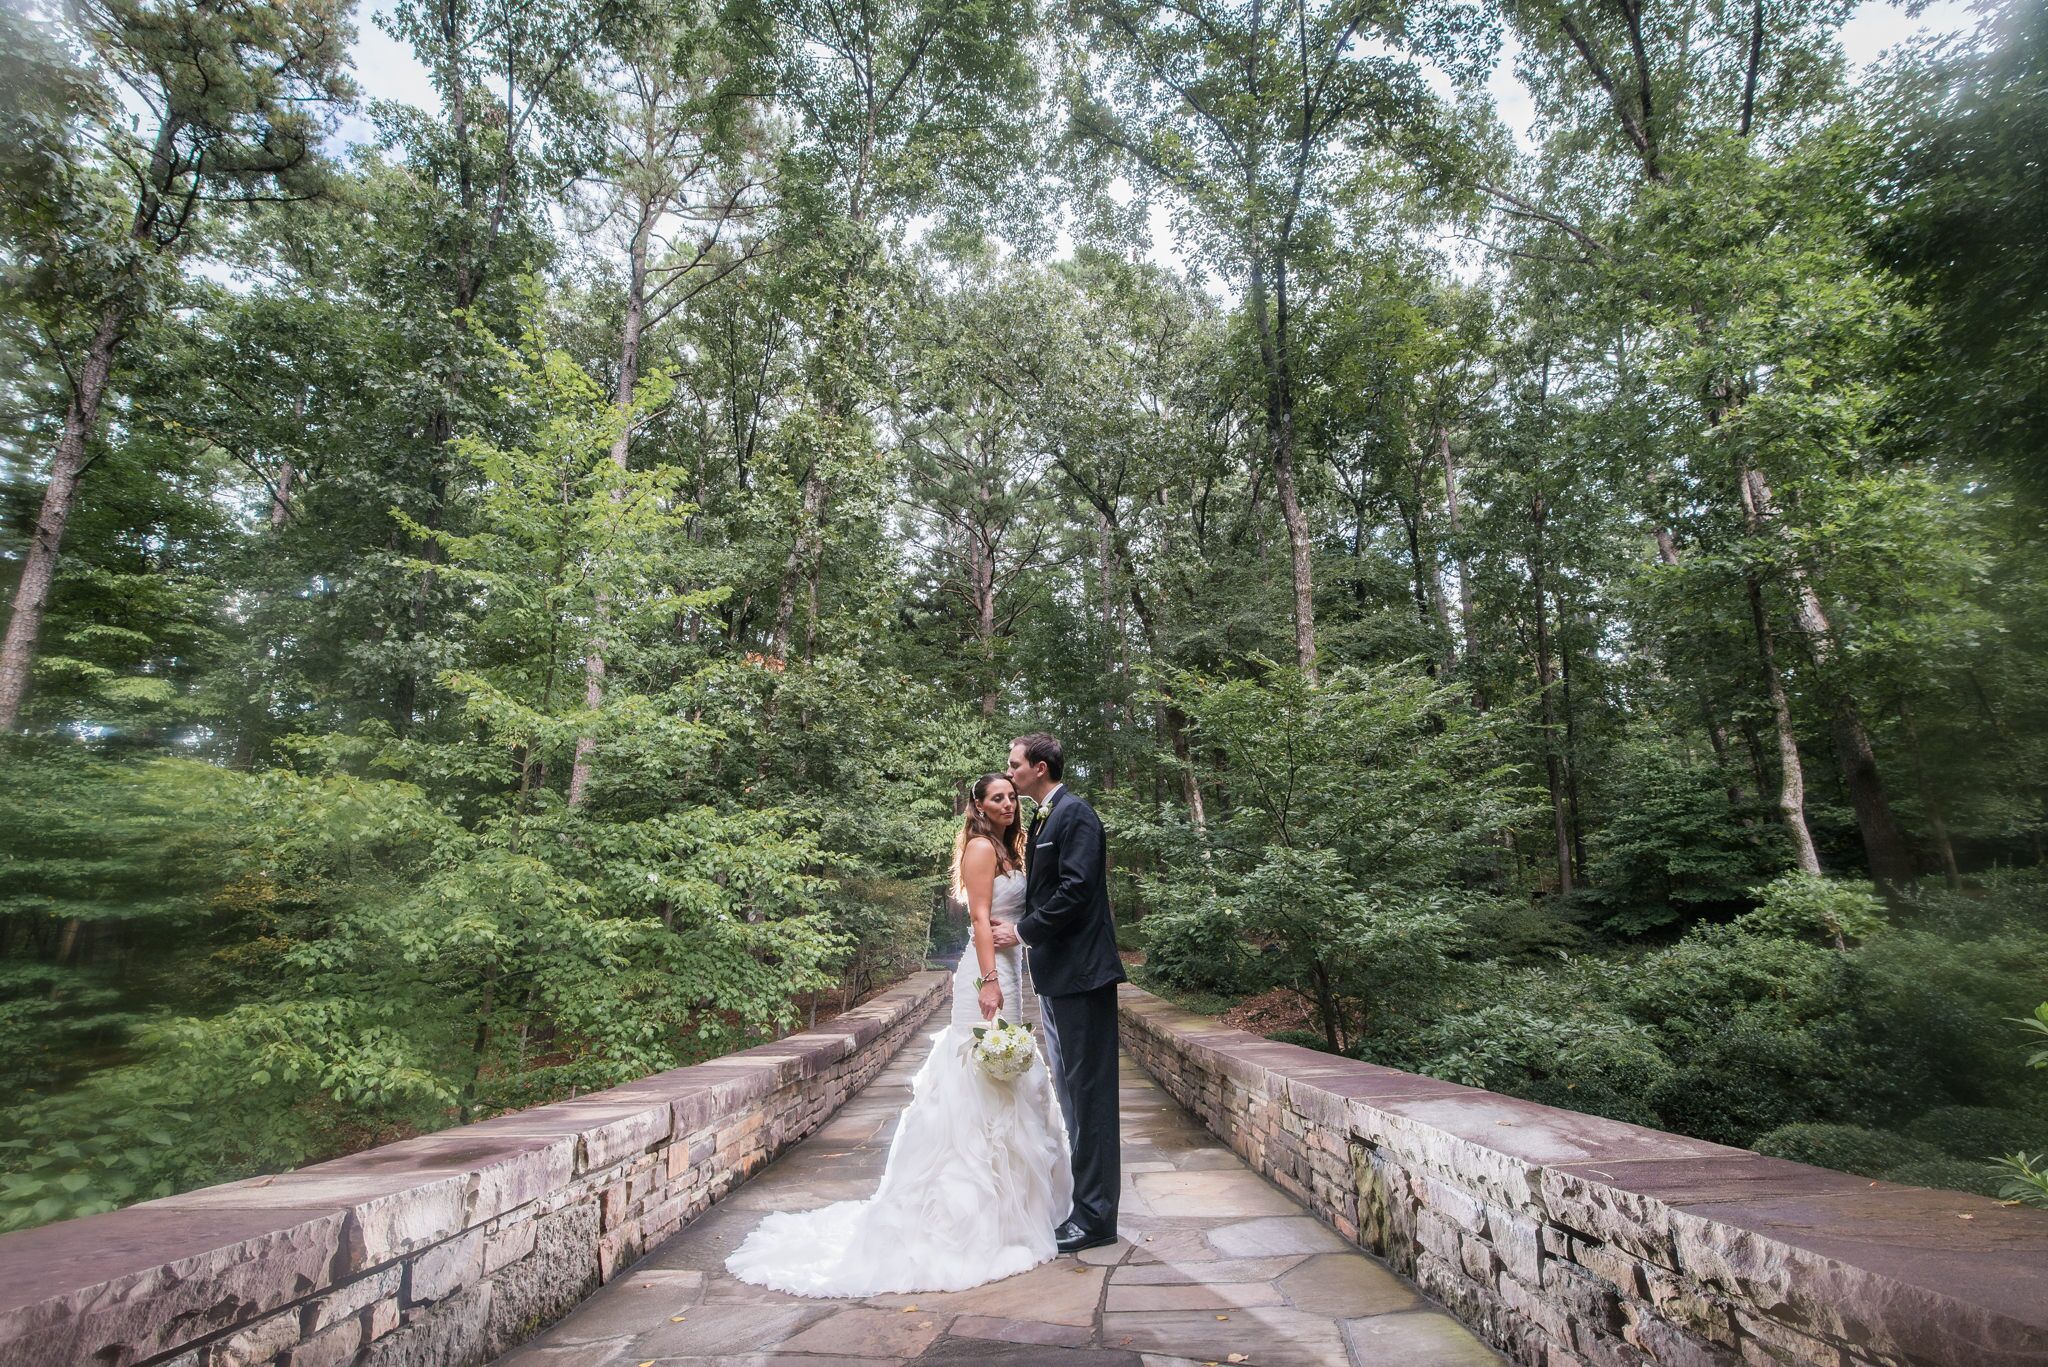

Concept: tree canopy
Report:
left=3, top=0, right=2045, bottom=1227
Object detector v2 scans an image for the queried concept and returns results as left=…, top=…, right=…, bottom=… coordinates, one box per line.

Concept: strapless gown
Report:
left=724, top=870, right=1072, bottom=1296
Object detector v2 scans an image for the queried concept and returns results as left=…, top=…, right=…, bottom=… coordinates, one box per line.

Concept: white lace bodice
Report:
left=990, top=868, right=1026, bottom=923
left=950, top=869, right=1030, bottom=1029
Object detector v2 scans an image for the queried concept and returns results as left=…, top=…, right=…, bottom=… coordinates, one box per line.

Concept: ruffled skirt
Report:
left=724, top=1013, right=1072, bottom=1297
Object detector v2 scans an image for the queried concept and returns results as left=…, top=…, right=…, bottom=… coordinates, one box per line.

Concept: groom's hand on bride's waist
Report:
left=990, top=923, right=1021, bottom=949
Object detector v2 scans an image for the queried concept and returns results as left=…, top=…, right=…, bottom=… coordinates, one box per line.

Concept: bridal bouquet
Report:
left=970, top=1017, right=1038, bottom=1081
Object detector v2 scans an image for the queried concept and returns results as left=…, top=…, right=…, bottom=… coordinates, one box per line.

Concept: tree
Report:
left=1144, top=659, right=1526, bottom=1048
left=1867, top=0, right=2048, bottom=508
left=566, top=2, right=768, bottom=805
left=373, top=0, right=617, bottom=729
left=0, top=0, right=352, bottom=731
left=1489, top=0, right=1919, bottom=886
left=759, top=0, right=1043, bottom=665
left=892, top=262, right=1055, bottom=719
left=1070, top=0, right=1492, bottom=680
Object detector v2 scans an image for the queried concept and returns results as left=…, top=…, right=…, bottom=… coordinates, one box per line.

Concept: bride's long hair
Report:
left=949, top=773, right=1025, bottom=899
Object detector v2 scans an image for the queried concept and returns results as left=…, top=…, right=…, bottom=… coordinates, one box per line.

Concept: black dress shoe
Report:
left=1055, top=1220, right=1116, bottom=1254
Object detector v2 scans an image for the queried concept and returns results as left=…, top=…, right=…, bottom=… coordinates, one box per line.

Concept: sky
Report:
left=333, top=0, right=1982, bottom=275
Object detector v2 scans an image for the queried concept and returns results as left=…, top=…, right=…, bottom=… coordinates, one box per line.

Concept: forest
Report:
left=1, top=0, right=2045, bottom=1233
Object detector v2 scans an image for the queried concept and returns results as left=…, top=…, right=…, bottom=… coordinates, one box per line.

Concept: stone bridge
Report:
left=2, top=974, right=2044, bottom=1367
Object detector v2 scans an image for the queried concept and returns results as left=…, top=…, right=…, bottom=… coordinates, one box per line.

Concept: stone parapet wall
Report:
left=0, top=971, right=948, bottom=1367
left=1117, top=986, right=2048, bottom=1367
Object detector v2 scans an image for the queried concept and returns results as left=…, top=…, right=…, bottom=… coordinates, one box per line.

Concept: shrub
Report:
left=1884, top=1157, right=2004, bottom=1198
left=1739, top=872, right=1887, bottom=948
left=1136, top=883, right=1264, bottom=996
left=1457, top=895, right=1594, bottom=963
left=1849, top=928, right=2048, bottom=1117
left=1583, top=739, right=1785, bottom=926
left=1649, top=1015, right=1858, bottom=1146
left=1402, top=967, right=1673, bottom=1129
left=1144, top=659, right=1530, bottom=1044
left=1902, top=1106, right=2043, bottom=1159
left=1751, top=1123, right=1944, bottom=1177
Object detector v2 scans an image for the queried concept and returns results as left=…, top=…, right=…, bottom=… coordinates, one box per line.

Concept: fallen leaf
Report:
left=901, top=1305, right=918, bottom=1313
left=1216, top=1313, right=1230, bottom=1321
left=1957, top=1213, right=1975, bottom=1220
left=670, top=1315, right=687, bottom=1322
left=1229, top=1356, right=1250, bottom=1364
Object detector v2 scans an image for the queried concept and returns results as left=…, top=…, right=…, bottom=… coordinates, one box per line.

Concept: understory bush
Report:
left=1320, top=871, right=2048, bottom=1198
left=1135, top=661, right=1530, bottom=1049
left=1886, top=1158, right=2005, bottom=1197
left=1582, top=739, right=1786, bottom=933
left=1902, top=1105, right=2043, bottom=1158
left=1133, top=883, right=1267, bottom=996
left=1751, top=1123, right=1945, bottom=1175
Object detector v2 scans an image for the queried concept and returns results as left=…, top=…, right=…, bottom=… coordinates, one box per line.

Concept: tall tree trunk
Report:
left=1654, top=528, right=1750, bottom=810
left=267, top=389, right=308, bottom=531
left=1103, top=511, right=1205, bottom=836
left=1248, top=254, right=1317, bottom=680
left=0, top=298, right=132, bottom=732
left=1559, top=620, right=1589, bottom=876
left=568, top=201, right=651, bottom=808
left=1747, top=574, right=1823, bottom=874
left=1441, top=428, right=1476, bottom=661
left=1165, top=704, right=1206, bottom=836
left=1530, top=494, right=1573, bottom=894
left=1739, top=717, right=1772, bottom=803
left=1739, top=466, right=1913, bottom=886
left=1899, top=700, right=1961, bottom=890
left=1310, top=958, right=1342, bottom=1052
left=1422, top=491, right=1456, bottom=681
left=974, top=529, right=998, bottom=719
left=1099, top=515, right=1121, bottom=787
left=803, top=565, right=820, bottom=663
left=269, top=462, right=295, bottom=530
left=769, top=163, right=872, bottom=670
left=397, top=31, right=480, bottom=734
left=770, top=468, right=828, bottom=663
left=1402, top=498, right=1431, bottom=630
left=1400, top=487, right=1445, bottom=676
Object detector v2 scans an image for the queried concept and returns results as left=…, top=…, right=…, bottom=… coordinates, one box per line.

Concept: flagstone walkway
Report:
left=493, top=1027, right=1501, bottom=1367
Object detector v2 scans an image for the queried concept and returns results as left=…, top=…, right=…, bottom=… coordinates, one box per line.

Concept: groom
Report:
left=994, top=732, right=1125, bottom=1255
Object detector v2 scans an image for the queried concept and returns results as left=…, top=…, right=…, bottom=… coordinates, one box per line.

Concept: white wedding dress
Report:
left=725, top=870, right=1072, bottom=1297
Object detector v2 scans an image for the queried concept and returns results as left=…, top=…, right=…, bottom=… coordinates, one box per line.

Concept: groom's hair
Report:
left=1012, top=732, right=1064, bottom=780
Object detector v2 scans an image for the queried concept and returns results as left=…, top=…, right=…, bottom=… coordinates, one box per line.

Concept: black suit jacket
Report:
left=1016, top=788, right=1127, bottom=997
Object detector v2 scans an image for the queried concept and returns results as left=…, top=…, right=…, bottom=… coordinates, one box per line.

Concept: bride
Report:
left=724, top=773, right=1073, bottom=1296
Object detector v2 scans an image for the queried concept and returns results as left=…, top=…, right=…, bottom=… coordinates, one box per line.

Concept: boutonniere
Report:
left=1034, top=797, right=1055, bottom=822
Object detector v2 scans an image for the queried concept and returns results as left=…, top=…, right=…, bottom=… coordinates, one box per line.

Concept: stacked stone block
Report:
left=0, top=972, right=947, bottom=1367
left=1117, top=987, right=2048, bottom=1367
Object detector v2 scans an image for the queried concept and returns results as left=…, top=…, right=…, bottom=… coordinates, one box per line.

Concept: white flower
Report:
left=971, top=1018, right=1038, bottom=1081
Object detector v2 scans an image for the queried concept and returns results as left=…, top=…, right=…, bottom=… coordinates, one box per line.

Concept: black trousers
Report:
left=1041, top=982, right=1120, bottom=1235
